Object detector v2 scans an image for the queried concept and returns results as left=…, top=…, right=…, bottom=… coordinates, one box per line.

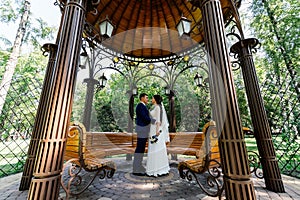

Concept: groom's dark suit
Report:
left=133, top=102, right=155, bottom=174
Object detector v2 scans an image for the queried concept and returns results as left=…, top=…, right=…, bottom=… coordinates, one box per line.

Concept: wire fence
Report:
left=261, top=67, right=300, bottom=178
left=0, top=75, right=43, bottom=177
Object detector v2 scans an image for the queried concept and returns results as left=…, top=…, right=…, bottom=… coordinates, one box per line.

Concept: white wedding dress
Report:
left=146, top=104, right=170, bottom=177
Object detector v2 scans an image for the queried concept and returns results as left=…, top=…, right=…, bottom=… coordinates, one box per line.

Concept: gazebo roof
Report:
left=60, top=0, right=240, bottom=59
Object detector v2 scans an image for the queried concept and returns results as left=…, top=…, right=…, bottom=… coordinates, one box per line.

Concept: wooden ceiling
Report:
left=60, top=0, right=236, bottom=59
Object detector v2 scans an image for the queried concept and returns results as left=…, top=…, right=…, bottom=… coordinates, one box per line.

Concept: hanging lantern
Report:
left=99, top=16, right=114, bottom=38
left=176, top=16, right=192, bottom=38
left=165, top=86, right=171, bottom=95
left=194, top=72, right=203, bottom=87
left=132, top=85, right=138, bottom=96
left=98, top=73, right=107, bottom=89
left=79, top=51, right=88, bottom=69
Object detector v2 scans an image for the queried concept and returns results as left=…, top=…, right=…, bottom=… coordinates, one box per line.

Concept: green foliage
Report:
left=0, top=0, right=56, bottom=50
left=0, top=0, right=19, bottom=23
left=24, top=18, right=56, bottom=48
left=94, top=87, right=124, bottom=132
left=0, top=50, right=10, bottom=79
left=245, top=0, right=300, bottom=177
left=71, top=82, right=86, bottom=123
left=79, top=63, right=212, bottom=133
left=251, top=0, right=299, bottom=76
left=233, top=70, right=252, bottom=128
left=0, top=49, right=47, bottom=140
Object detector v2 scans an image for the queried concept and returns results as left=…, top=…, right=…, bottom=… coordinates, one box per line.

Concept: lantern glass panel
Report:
left=99, top=21, right=107, bottom=36
left=176, top=21, right=184, bottom=36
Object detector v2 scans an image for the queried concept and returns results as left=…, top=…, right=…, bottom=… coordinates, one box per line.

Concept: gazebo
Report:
left=17, top=0, right=285, bottom=199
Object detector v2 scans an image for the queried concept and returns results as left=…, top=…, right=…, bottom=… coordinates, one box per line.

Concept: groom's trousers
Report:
left=133, top=137, right=147, bottom=173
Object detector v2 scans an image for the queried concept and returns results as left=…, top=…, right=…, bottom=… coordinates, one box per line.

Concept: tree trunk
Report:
left=0, top=1, right=30, bottom=115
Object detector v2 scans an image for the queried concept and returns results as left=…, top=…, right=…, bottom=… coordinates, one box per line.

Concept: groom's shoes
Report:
left=132, top=172, right=146, bottom=176
left=139, top=166, right=146, bottom=173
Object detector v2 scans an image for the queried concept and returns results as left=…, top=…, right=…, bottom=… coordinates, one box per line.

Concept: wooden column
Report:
left=231, top=38, right=285, bottom=192
left=19, top=43, right=58, bottom=190
left=200, top=0, right=256, bottom=199
left=27, top=0, right=86, bottom=199
left=82, top=78, right=98, bottom=131
left=169, top=90, right=176, bottom=132
left=128, top=92, right=134, bottom=133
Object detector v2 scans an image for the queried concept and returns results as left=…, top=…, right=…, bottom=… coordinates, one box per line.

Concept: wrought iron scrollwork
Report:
left=249, top=38, right=261, bottom=54
left=227, top=17, right=243, bottom=71
left=86, top=0, right=101, bottom=15
left=60, top=158, right=115, bottom=199
left=230, top=60, right=241, bottom=71
left=54, top=0, right=65, bottom=13
left=248, top=151, right=264, bottom=179
left=41, top=43, right=58, bottom=57
left=180, top=159, right=224, bottom=199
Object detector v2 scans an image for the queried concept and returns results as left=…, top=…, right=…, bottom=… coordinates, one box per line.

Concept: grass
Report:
left=0, top=139, right=29, bottom=178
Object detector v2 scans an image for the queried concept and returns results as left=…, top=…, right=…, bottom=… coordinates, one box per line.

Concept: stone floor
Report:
left=0, top=157, right=299, bottom=200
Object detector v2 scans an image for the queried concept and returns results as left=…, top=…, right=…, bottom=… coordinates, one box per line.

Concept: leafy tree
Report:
left=0, top=0, right=56, bottom=117
left=251, top=0, right=299, bottom=94
left=87, top=61, right=212, bottom=133
left=243, top=0, right=300, bottom=177
left=0, top=49, right=48, bottom=140
left=0, top=0, right=19, bottom=23
left=0, top=1, right=31, bottom=116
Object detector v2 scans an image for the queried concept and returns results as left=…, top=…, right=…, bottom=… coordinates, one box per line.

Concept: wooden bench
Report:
left=85, top=131, right=204, bottom=158
left=61, top=122, right=116, bottom=199
left=86, top=132, right=136, bottom=157
left=178, top=121, right=223, bottom=198
left=167, top=132, right=204, bottom=157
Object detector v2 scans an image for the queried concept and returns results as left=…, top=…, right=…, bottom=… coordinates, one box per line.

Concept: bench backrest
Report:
left=86, top=132, right=133, bottom=146
left=64, top=121, right=220, bottom=162
left=201, top=121, right=220, bottom=167
left=168, top=132, right=204, bottom=148
left=64, top=122, right=86, bottom=166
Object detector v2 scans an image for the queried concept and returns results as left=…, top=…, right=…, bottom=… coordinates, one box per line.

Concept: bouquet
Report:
left=149, top=135, right=158, bottom=144
left=149, top=129, right=161, bottom=144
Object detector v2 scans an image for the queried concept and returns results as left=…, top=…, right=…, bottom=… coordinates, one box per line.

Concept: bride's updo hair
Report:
left=153, top=94, right=162, bottom=104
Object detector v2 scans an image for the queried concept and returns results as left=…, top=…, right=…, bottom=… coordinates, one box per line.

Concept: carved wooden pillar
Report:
left=200, top=0, right=256, bottom=199
left=27, top=0, right=86, bottom=199
left=231, top=38, right=285, bottom=192
left=19, top=43, right=58, bottom=190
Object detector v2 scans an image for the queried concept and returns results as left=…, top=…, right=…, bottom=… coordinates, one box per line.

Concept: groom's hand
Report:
left=151, top=118, right=156, bottom=124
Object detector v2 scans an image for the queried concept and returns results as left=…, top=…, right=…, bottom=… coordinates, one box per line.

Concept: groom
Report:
left=132, top=93, right=155, bottom=176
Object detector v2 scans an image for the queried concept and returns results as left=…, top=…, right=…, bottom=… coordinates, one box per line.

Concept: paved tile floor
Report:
left=0, top=157, right=299, bottom=200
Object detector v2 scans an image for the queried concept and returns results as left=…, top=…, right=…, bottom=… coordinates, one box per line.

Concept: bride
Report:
left=146, top=94, right=170, bottom=177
